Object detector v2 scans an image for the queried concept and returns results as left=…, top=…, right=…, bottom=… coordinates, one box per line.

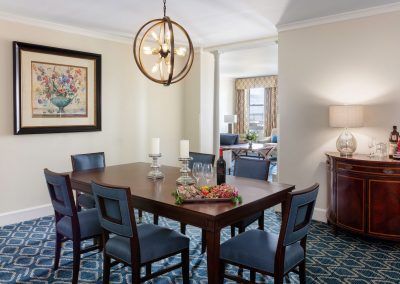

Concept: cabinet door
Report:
left=337, top=174, right=366, bottom=233
left=368, top=180, right=400, bottom=238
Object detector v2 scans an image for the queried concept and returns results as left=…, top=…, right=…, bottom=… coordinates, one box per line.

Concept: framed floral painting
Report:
left=13, top=42, right=101, bottom=134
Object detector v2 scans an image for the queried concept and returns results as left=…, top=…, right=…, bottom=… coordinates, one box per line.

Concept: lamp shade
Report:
left=329, top=105, right=364, bottom=128
left=224, top=115, right=237, bottom=123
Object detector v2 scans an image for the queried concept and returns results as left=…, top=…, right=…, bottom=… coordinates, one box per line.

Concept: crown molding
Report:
left=277, top=2, right=400, bottom=32
left=0, top=11, right=135, bottom=44
left=204, top=36, right=278, bottom=53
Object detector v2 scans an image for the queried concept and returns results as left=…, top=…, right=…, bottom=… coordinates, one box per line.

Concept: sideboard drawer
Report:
left=336, top=162, right=400, bottom=176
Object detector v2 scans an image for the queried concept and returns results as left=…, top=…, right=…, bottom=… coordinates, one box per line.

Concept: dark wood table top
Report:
left=69, top=162, right=294, bottom=220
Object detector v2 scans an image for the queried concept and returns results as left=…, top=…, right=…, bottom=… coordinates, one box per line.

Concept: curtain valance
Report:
left=235, top=75, right=277, bottom=90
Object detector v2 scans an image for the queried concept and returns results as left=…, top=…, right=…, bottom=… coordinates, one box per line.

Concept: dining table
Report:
left=69, top=162, right=295, bottom=283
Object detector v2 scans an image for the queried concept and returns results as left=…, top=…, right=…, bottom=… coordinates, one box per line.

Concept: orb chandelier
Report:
left=133, top=0, right=194, bottom=86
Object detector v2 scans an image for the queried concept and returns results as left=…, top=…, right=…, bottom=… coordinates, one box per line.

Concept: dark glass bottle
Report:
left=390, top=126, right=399, bottom=143
left=216, top=148, right=226, bottom=185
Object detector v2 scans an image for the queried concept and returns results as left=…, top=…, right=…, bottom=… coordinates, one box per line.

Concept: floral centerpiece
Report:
left=245, top=130, right=258, bottom=148
left=173, top=184, right=242, bottom=205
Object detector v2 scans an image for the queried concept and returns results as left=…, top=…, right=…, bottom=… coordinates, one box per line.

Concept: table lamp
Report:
left=224, top=115, right=237, bottom=134
left=329, top=105, right=364, bottom=156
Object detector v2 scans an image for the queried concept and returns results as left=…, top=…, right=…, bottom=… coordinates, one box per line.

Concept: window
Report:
left=248, top=88, right=265, bottom=133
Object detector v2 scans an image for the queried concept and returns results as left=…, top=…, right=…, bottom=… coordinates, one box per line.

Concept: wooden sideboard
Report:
left=326, top=152, right=400, bottom=241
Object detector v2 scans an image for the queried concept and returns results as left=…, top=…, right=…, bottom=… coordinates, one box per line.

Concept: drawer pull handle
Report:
left=383, top=169, right=395, bottom=174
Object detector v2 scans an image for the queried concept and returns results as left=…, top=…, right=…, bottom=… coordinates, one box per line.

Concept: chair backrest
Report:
left=279, top=184, right=319, bottom=246
left=189, top=152, right=216, bottom=169
left=233, top=158, right=270, bottom=181
left=44, top=169, right=77, bottom=217
left=91, top=181, right=137, bottom=238
left=71, top=152, right=105, bottom=171
left=220, top=133, right=239, bottom=146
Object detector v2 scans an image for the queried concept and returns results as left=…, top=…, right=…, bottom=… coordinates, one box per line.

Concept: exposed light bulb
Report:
left=161, top=43, right=169, bottom=53
left=143, top=46, right=152, bottom=55
left=151, top=31, right=159, bottom=41
left=165, top=30, right=171, bottom=42
left=151, top=63, right=159, bottom=73
left=175, top=47, right=187, bottom=57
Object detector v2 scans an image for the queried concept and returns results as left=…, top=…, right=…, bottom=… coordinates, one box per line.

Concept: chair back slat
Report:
left=44, top=169, right=76, bottom=217
left=189, top=152, right=215, bottom=169
left=282, top=184, right=319, bottom=246
left=91, top=182, right=136, bottom=238
left=71, top=152, right=105, bottom=171
left=234, top=158, right=270, bottom=181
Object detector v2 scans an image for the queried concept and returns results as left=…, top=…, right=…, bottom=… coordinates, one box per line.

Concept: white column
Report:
left=212, top=50, right=221, bottom=156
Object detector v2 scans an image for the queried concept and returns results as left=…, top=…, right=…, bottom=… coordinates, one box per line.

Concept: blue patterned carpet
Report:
left=0, top=210, right=399, bottom=283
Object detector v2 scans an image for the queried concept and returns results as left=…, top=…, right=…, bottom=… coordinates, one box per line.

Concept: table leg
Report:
left=206, top=227, right=222, bottom=283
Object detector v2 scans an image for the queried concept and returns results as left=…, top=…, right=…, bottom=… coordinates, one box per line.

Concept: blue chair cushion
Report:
left=271, top=135, right=278, bottom=143
left=232, top=212, right=263, bottom=229
left=77, top=193, right=96, bottom=209
left=105, top=224, right=189, bottom=264
left=220, top=230, right=304, bottom=274
left=56, top=208, right=102, bottom=239
left=220, top=133, right=239, bottom=146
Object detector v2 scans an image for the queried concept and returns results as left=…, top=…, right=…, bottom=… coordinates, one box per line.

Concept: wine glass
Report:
left=192, top=162, right=203, bottom=185
left=203, top=163, right=214, bottom=185
left=368, top=137, right=376, bottom=157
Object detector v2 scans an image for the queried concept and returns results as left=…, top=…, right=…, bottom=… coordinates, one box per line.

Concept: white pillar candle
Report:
left=151, top=138, right=160, bottom=155
left=180, top=140, right=189, bottom=158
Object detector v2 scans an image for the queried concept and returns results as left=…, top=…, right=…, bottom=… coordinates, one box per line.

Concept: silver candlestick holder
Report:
left=176, top=157, right=196, bottom=185
left=147, top=154, right=165, bottom=180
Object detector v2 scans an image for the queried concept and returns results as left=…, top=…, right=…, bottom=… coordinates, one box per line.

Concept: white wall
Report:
left=278, top=11, right=400, bottom=221
left=219, top=77, right=235, bottom=133
left=0, top=19, right=185, bottom=218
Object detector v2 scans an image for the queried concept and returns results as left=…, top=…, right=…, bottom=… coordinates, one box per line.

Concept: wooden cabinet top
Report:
left=326, top=152, right=400, bottom=165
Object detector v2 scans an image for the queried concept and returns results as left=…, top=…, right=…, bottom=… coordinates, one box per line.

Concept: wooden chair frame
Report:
left=220, top=184, right=319, bottom=284
left=44, top=169, right=102, bottom=284
left=94, top=182, right=189, bottom=284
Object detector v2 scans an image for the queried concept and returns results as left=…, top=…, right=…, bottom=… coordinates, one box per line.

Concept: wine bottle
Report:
left=216, top=148, right=226, bottom=185
left=389, top=126, right=399, bottom=158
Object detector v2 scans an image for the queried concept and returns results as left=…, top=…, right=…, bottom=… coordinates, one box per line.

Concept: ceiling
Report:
left=220, top=44, right=278, bottom=78
left=0, top=0, right=399, bottom=47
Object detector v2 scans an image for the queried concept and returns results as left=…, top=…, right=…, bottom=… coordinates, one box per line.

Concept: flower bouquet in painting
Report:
left=173, top=184, right=242, bottom=205
left=32, top=63, right=87, bottom=116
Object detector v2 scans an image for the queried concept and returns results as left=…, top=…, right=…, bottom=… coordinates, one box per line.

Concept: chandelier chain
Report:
left=163, top=0, right=167, bottom=17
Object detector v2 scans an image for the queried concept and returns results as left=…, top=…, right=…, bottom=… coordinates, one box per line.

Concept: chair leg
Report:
left=153, top=214, right=159, bottom=225
left=230, top=226, right=235, bottom=238
left=250, top=270, right=256, bottom=282
left=237, top=226, right=245, bottom=277
left=299, top=260, right=306, bottom=284
left=146, top=263, right=151, bottom=277
left=219, top=261, right=225, bottom=284
left=258, top=211, right=264, bottom=231
left=132, top=265, right=141, bottom=284
left=238, top=226, right=245, bottom=234
left=182, top=248, right=190, bottom=284
left=102, top=254, right=111, bottom=284
left=72, top=239, right=81, bottom=284
left=274, top=272, right=284, bottom=284
left=54, top=232, right=62, bottom=270
left=180, top=223, right=186, bottom=234
left=200, top=229, right=207, bottom=254
left=138, top=210, right=143, bottom=223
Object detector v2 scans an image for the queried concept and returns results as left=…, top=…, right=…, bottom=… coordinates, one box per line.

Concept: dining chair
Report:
left=219, top=183, right=319, bottom=284
left=44, top=169, right=102, bottom=284
left=71, top=152, right=106, bottom=210
left=180, top=151, right=216, bottom=253
left=71, top=152, right=157, bottom=224
left=231, top=157, right=271, bottom=237
left=91, top=181, right=190, bottom=284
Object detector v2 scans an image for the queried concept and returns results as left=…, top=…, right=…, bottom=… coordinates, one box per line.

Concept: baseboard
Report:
left=0, top=204, right=53, bottom=227
left=313, top=208, right=327, bottom=223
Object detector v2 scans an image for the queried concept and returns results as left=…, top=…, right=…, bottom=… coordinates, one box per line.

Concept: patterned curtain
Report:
left=235, top=89, right=249, bottom=134
left=264, top=87, right=278, bottom=137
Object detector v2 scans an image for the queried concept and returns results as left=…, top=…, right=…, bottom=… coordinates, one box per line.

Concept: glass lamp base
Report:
left=336, top=128, right=357, bottom=157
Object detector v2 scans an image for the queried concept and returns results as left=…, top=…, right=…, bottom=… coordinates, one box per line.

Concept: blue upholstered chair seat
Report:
left=105, top=223, right=189, bottom=264
left=233, top=212, right=263, bottom=228
left=56, top=208, right=102, bottom=239
left=77, top=193, right=96, bottom=209
left=220, top=230, right=304, bottom=274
